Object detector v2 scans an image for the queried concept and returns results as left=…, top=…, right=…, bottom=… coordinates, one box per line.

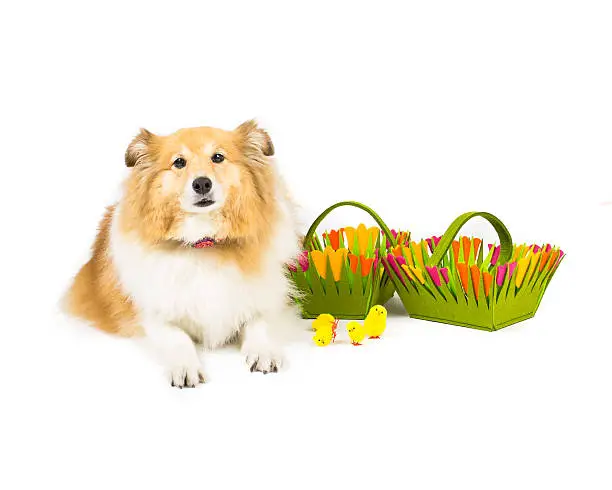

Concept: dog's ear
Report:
left=125, top=128, right=155, bottom=167
left=235, top=120, right=275, bottom=157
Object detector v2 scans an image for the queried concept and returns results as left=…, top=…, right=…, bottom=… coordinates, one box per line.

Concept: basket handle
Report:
left=427, top=212, right=513, bottom=267
left=304, top=201, right=397, bottom=249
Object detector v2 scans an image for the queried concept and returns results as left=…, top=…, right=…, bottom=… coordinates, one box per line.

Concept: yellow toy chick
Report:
left=312, top=313, right=335, bottom=331
left=364, top=305, right=387, bottom=339
left=346, top=321, right=366, bottom=346
left=311, top=313, right=338, bottom=343
left=313, top=327, right=333, bottom=347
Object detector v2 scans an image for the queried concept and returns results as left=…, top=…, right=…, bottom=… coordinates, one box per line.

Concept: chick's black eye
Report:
left=211, top=153, right=225, bottom=164
left=173, top=157, right=186, bottom=169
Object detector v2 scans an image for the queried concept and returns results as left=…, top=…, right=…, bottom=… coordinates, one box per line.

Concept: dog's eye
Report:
left=173, top=157, right=186, bottom=169
left=211, top=153, right=225, bottom=164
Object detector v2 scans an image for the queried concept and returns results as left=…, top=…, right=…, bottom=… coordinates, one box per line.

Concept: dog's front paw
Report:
left=244, top=351, right=283, bottom=374
left=166, top=350, right=206, bottom=388
left=144, top=320, right=206, bottom=388
left=241, top=318, right=286, bottom=375
left=169, top=362, right=206, bottom=388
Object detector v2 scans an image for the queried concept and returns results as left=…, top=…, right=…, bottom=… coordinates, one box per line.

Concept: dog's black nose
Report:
left=192, top=177, right=213, bottom=195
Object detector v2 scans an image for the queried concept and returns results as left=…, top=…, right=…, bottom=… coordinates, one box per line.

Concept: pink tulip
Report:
left=491, top=245, right=501, bottom=265
left=426, top=266, right=441, bottom=287
left=508, top=262, right=517, bottom=277
left=381, top=258, right=393, bottom=279
left=496, top=264, right=508, bottom=287
left=297, top=250, right=309, bottom=272
left=386, top=254, right=406, bottom=285
left=440, top=267, right=450, bottom=283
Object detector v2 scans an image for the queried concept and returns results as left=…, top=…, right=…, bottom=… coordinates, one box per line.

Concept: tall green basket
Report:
left=382, top=212, right=564, bottom=331
left=289, top=201, right=406, bottom=319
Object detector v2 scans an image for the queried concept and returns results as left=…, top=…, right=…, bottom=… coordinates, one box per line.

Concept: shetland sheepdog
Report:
left=66, top=121, right=301, bottom=387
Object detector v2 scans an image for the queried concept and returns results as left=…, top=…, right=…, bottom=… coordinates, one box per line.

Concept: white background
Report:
left=1, top=1, right=611, bottom=489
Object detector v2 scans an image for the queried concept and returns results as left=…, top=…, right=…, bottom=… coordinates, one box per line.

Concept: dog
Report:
left=66, top=120, right=301, bottom=387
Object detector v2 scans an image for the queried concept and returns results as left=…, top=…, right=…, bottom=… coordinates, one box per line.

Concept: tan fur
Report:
left=67, top=205, right=141, bottom=336
left=67, top=121, right=284, bottom=336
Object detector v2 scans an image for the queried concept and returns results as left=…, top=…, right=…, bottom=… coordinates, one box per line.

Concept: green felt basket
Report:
left=382, top=212, right=564, bottom=331
left=289, top=201, right=405, bottom=319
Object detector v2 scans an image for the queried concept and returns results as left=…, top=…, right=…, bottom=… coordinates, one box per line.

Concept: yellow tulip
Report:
left=400, top=264, right=416, bottom=282
left=403, top=246, right=415, bottom=267
left=311, top=247, right=348, bottom=281
left=357, top=224, right=372, bottom=252
left=310, top=250, right=327, bottom=278
left=328, top=248, right=348, bottom=281
left=343, top=227, right=356, bottom=253
left=525, top=251, right=541, bottom=285
left=410, top=265, right=426, bottom=285
left=515, top=256, right=530, bottom=287
left=343, top=224, right=379, bottom=254
left=513, top=244, right=526, bottom=262
left=411, top=241, right=425, bottom=269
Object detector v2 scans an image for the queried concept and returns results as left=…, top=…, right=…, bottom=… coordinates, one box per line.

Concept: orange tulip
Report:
left=547, top=250, right=559, bottom=270
left=329, top=229, right=340, bottom=250
left=470, top=265, right=481, bottom=300
left=473, top=238, right=482, bottom=259
left=462, top=236, right=471, bottom=264
left=457, top=263, right=469, bottom=293
left=539, top=250, right=551, bottom=272
left=396, top=231, right=406, bottom=245
left=483, top=271, right=493, bottom=297
left=452, top=241, right=460, bottom=265
left=348, top=253, right=359, bottom=273
left=360, top=256, right=374, bottom=277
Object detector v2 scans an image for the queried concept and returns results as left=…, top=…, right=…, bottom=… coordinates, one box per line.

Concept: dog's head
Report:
left=121, top=120, right=278, bottom=246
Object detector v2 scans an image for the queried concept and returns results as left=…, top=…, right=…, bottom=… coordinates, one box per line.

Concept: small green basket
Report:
left=383, top=212, right=564, bottom=331
left=289, top=201, right=404, bottom=319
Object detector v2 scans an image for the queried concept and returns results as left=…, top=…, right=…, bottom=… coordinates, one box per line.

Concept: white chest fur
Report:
left=109, top=208, right=299, bottom=348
